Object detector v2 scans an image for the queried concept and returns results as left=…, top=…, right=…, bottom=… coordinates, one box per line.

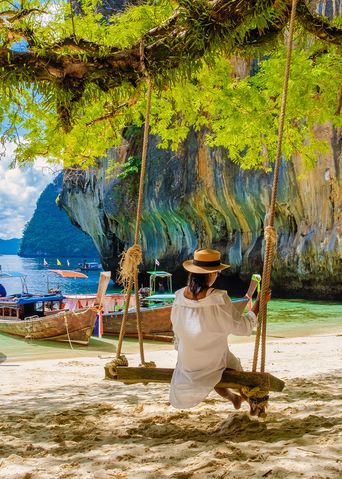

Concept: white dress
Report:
left=169, top=287, right=257, bottom=409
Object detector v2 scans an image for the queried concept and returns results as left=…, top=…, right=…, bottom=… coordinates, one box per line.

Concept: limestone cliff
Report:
left=60, top=125, right=341, bottom=299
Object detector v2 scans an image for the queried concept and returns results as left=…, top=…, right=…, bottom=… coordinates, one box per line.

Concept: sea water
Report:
left=0, top=254, right=112, bottom=295
left=0, top=255, right=341, bottom=362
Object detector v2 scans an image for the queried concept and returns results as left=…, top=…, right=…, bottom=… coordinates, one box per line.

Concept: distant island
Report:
left=19, top=174, right=99, bottom=258
left=0, top=238, right=21, bottom=255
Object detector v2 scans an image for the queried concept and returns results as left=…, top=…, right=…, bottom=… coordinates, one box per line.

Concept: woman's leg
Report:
left=217, top=351, right=245, bottom=409
left=214, top=386, right=244, bottom=410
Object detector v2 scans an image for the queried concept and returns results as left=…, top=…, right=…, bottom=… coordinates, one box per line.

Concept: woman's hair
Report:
left=188, top=272, right=210, bottom=299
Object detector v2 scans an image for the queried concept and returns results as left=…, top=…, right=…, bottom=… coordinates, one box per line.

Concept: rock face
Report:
left=60, top=125, right=341, bottom=299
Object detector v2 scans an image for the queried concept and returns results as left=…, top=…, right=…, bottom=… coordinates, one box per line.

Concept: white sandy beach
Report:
left=0, top=333, right=341, bottom=479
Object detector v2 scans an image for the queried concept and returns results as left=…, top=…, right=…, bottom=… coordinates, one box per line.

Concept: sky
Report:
left=0, top=143, right=57, bottom=240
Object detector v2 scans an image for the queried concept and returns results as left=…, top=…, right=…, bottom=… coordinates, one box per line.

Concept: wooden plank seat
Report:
left=104, top=366, right=285, bottom=392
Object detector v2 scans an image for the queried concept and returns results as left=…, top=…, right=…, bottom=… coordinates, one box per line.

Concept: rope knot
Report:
left=118, top=244, right=143, bottom=292
left=264, top=226, right=277, bottom=247
left=241, top=386, right=269, bottom=418
left=105, top=355, right=129, bottom=379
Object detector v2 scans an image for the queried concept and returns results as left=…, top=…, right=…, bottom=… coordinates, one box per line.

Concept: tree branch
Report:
left=0, top=0, right=341, bottom=128
left=85, top=102, right=129, bottom=127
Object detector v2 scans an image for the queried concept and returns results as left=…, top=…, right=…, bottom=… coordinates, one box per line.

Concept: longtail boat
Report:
left=102, top=303, right=173, bottom=335
left=0, top=293, right=97, bottom=344
left=0, top=271, right=111, bottom=344
left=64, top=292, right=172, bottom=337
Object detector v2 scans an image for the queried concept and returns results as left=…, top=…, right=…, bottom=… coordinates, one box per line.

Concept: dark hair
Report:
left=188, top=273, right=210, bottom=299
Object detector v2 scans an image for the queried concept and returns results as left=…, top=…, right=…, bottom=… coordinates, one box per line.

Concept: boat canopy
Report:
left=49, top=269, right=88, bottom=279
left=146, top=271, right=172, bottom=295
left=15, top=294, right=65, bottom=305
left=147, top=271, right=172, bottom=277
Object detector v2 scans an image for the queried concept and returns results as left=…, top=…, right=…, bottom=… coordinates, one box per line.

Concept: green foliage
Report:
left=118, top=156, right=142, bottom=179
left=149, top=42, right=341, bottom=169
left=0, top=1, right=341, bottom=172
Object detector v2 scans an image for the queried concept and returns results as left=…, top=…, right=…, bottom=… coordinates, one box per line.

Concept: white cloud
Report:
left=0, top=143, right=59, bottom=240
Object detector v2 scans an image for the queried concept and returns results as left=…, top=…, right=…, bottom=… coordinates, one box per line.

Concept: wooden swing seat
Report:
left=104, top=366, right=285, bottom=392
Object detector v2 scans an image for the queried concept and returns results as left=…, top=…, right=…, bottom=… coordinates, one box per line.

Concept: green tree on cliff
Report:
left=0, top=1, right=341, bottom=169
left=19, top=174, right=98, bottom=257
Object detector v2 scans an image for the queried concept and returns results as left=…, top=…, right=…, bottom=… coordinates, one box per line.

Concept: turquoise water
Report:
left=260, top=299, right=342, bottom=337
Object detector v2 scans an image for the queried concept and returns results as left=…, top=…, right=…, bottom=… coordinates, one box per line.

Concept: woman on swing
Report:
left=170, top=248, right=271, bottom=410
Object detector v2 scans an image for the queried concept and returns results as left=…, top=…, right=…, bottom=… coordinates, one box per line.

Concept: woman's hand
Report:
left=252, top=289, right=272, bottom=316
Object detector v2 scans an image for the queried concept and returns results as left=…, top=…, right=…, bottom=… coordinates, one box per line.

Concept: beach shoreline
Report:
left=1, top=317, right=341, bottom=364
left=0, top=330, right=341, bottom=479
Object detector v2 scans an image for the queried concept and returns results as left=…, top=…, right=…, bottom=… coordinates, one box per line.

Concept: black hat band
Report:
left=193, top=259, right=221, bottom=267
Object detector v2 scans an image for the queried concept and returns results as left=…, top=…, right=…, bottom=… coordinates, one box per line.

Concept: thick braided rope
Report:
left=252, top=0, right=298, bottom=374
left=252, top=227, right=277, bottom=371
left=116, top=44, right=153, bottom=366
left=116, top=250, right=139, bottom=358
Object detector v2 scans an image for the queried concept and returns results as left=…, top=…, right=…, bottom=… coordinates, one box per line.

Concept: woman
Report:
left=170, top=248, right=270, bottom=410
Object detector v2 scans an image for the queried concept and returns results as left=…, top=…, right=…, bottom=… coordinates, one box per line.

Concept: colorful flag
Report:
left=155, top=259, right=160, bottom=266
left=93, top=312, right=103, bottom=338
left=56, top=259, right=62, bottom=266
left=43, top=258, right=48, bottom=266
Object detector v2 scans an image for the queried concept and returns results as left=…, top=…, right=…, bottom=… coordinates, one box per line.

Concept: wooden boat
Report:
left=64, top=291, right=171, bottom=338
left=102, top=304, right=172, bottom=335
left=0, top=272, right=111, bottom=345
left=0, top=293, right=97, bottom=344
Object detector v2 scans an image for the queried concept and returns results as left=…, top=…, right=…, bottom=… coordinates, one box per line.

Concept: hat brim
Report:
left=182, top=260, right=230, bottom=274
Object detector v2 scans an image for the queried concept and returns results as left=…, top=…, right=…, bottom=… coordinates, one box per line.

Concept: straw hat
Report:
left=183, top=249, right=230, bottom=274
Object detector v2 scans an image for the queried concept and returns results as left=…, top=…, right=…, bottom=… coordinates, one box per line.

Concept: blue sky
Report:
left=0, top=143, right=56, bottom=240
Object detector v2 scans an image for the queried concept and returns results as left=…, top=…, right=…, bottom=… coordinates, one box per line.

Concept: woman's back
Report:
left=170, top=286, right=257, bottom=408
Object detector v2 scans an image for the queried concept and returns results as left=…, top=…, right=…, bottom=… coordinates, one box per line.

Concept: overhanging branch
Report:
left=0, top=0, right=341, bottom=126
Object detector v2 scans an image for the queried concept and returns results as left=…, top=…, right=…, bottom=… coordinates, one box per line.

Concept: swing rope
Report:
left=241, top=0, right=298, bottom=416
left=111, top=42, right=155, bottom=371
left=253, top=0, right=298, bottom=373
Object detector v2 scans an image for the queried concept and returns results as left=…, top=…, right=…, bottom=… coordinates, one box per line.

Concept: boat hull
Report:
left=0, top=308, right=97, bottom=345
left=102, top=306, right=172, bottom=335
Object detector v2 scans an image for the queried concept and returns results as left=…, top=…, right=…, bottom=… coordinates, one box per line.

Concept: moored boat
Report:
left=77, top=261, right=102, bottom=271
left=0, top=271, right=111, bottom=345
left=102, top=304, right=172, bottom=335
left=0, top=293, right=97, bottom=344
left=65, top=291, right=172, bottom=337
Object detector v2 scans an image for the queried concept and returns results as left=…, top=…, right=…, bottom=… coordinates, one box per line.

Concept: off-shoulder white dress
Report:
left=169, top=288, right=257, bottom=409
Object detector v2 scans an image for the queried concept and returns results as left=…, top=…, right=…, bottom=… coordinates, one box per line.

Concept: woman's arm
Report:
left=221, top=289, right=271, bottom=336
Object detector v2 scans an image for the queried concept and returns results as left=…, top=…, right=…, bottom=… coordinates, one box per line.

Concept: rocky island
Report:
left=60, top=125, right=341, bottom=299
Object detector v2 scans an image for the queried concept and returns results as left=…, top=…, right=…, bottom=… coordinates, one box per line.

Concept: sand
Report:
left=0, top=333, right=341, bottom=479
